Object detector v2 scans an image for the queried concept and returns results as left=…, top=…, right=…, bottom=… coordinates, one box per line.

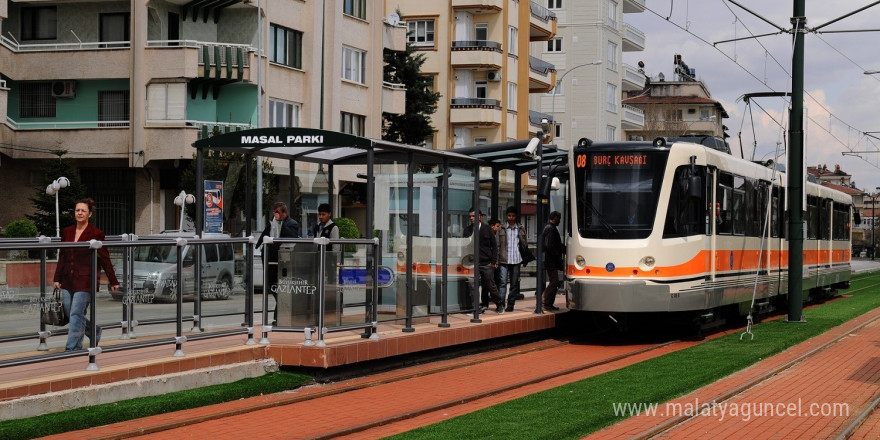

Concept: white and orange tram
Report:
left=564, top=137, right=852, bottom=325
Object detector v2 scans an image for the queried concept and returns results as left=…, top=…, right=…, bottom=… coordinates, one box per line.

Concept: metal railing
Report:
left=382, top=81, right=406, bottom=90
left=0, top=35, right=130, bottom=52
left=529, top=1, right=558, bottom=22
left=6, top=117, right=130, bottom=130
left=451, top=40, right=502, bottom=51
left=450, top=98, right=501, bottom=107
left=529, top=56, right=556, bottom=75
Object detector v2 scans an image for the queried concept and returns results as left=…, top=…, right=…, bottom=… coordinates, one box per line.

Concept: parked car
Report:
left=112, top=232, right=235, bottom=302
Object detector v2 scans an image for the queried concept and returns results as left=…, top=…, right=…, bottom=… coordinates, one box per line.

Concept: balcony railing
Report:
left=529, top=1, right=558, bottom=22
left=529, top=56, right=556, bottom=75
left=622, top=104, right=645, bottom=127
left=1, top=35, right=130, bottom=52
left=451, top=40, right=502, bottom=51
left=623, top=23, right=646, bottom=51
left=382, top=81, right=406, bottom=90
left=6, top=117, right=130, bottom=129
left=451, top=98, right=500, bottom=107
left=147, top=40, right=253, bottom=67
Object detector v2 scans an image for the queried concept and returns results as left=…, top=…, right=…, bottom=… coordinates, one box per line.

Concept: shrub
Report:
left=5, top=220, right=38, bottom=238
left=333, top=217, right=360, bottom=253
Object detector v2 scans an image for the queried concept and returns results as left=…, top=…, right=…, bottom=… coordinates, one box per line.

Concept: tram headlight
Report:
left=575, top=255, right=586, bottom=269
left=639, top=256, right=656, bottom=272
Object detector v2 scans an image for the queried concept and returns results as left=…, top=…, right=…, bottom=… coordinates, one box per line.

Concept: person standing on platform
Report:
left=256, top=202, right=300, bottom=323
left=496, top=207, right=528, bottom=312
left=53, top=198, right=120, bottom=351
left=475, top=217, right=505, bottom=314
left=462, top=208, right=483, bottom=237
left=311, top=203, right=339, bottom=241
left=540, top=211, right=564, bottom=311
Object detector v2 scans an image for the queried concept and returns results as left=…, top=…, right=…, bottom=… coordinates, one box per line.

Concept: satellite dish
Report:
left=387, top=12, right=400, bottom=26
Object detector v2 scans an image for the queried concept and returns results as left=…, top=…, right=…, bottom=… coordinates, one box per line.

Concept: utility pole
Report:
left=787, top=0, right=806, bottom=323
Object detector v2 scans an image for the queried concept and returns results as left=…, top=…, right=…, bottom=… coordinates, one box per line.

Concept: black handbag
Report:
left=519, top=240, right=536, bottom=264
left=40, top=288, right=68, bottom=327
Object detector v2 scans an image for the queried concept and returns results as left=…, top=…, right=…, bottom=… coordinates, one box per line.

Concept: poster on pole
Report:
left=204, top=180, right=223, bottom=233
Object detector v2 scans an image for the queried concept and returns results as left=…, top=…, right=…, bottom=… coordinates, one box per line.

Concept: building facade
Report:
left=0, top=0, right=405, bottom=235
left=528, top=0, right=646, bottom=146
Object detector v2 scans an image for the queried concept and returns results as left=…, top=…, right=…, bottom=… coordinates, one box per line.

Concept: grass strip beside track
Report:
left=388, top=273, right=880, bottom=440
left=0, top=371, right=312, bottom=440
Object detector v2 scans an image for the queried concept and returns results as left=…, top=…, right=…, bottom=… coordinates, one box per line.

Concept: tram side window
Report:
left=662, top=165, right=706, bottom=238
left=806, top=196, right=819, bottom=239
left=732, top=188, right=745, bottom=235
left=820, top=199, right=832, bottom=240
left=717, top=172, right=733, bottom=235
left=771, top=190, right=779, bottom=238
left=832, top=202, right=849, bottom=240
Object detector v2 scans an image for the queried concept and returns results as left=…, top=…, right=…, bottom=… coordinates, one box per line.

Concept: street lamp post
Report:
left=173, top=190, right=195, bottom=231
left=45, top=177, right=70, bottom=237
left=550, top=60, right=602, bottom=127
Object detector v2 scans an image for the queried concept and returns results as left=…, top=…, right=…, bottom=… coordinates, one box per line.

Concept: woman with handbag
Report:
left=52, top=198, right=120, bottom=351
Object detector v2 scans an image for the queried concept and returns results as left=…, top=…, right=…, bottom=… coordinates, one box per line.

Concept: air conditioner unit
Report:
left=487, top=71, right=501, bottom=81
left=51, top=80, right=77, bottom=98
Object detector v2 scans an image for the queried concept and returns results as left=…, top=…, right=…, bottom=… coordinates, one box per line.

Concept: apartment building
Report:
left=393, top=0, right=557, bottom=149
left=529, top=0, right=646, bottom=146
left=0, top=0, right=405, bottom=235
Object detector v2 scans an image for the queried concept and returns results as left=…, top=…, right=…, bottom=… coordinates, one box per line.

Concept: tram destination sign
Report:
left=576, top=153, right=649, bottom=169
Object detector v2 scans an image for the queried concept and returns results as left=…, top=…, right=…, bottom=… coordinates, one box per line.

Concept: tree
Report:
left=382, top=37, right=441, bottom=146
left=180, top=151, right=277, bottom=234
left=27, top=152, right=87, bottom=237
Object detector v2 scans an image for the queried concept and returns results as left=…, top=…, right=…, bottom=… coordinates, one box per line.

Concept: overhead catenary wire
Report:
left=644, top=1, right=879, bottom=168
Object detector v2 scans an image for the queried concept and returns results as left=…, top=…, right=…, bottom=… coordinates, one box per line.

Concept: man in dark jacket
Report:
left=540, top=211, right=564, bottom=311
left=475, top=216, right=505, bottom=314
left=256, top=202, right=300, bottom=322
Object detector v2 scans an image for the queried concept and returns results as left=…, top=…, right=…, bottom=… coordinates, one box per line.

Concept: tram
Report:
left=565, top=137, right=852, bottom=327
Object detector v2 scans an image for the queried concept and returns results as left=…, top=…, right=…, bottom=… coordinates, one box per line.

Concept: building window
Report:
left=270, top=24, right=303, bottom=69
left=547, top=82, right=563, bottom=95
left=147, top=83, right=186, bottom=121
left=98, top=90, right=130, bottom=127
left=341, top=112, right=365, bottom=136
left=607, top=41, right=618, bottom=71
left=343, top=0, right=366, bottom=20
left=507, top=82, right=517, bottom=111
left=508, top=26, right=518, bottom=56
left=664, top=109, right=683, bottom=121
left=342, top=46, right=366, bottom=84
left=475, top=23, right=489, bottom=41
left=548, top=0, right=563, bottom=9
left=100, top=13, right=129, bottom=44
left=555, top=122, right=563, bottom=139
left=476, top=80, right=488, bottom=99
left=408, top=20, right=435, bottom=46
left=547, top=37, right=563, bottom=53
left=607, top=0, right=618, bottom=28
left=474, top=136, right=488, bottom=146
left=269, top=99, right=301, bottom=127
left=21, top=7, right=56, bottom=40
left=606, top=125, right=616, bottom=141
left=19, top=83, right=55, bottom=118
left=701, top=109, right=711, bottom=119
left=606, top=83, right=617, bottom=112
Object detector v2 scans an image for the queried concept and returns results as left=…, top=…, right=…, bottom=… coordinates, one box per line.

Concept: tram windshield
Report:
left=572, top=150, right=669, bottom=239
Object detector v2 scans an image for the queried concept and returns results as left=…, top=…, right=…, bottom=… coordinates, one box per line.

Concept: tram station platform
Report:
left=0, top=296, right=564, bottom=417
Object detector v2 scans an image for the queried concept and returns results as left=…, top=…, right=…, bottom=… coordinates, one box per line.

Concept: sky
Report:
left=622, top=0, right=880, bottom=192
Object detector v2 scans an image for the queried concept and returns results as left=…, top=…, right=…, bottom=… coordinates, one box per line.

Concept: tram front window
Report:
left=573, top=150, right=668, bottom=239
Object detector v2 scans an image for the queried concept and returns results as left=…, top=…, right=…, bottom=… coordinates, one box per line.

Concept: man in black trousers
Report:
left=475, top=216, right=505, bottom=314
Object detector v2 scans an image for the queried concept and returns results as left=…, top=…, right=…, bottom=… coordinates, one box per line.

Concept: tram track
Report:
left=95, top=329, right=685, bottom=440
left=632, top=311, right=880, bottom=440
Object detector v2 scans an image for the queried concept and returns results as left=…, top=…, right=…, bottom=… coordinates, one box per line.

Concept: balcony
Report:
left=622, top=63, right=647, bottom=91
left=450, top=98, right=502, bottom=127
left=528, top=56, right=556, bottom=93
left=451, top=41, right=503, bottom=69
left=529, top=2, right=557, bottom=41
left=621, top=104, right=645, bottom=130
left=384, top=21, right=407, bottom=52
left=0, top=36, right=130, bottom=80
left=2, top=118, right=129, bottom=159
left=382, top=81, right=406, bottom=115
left=622, top=23, right=646, bottom=52
left=623, top=0, right=646, bottom=13
left=451, top=0, right=503, bottom=13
